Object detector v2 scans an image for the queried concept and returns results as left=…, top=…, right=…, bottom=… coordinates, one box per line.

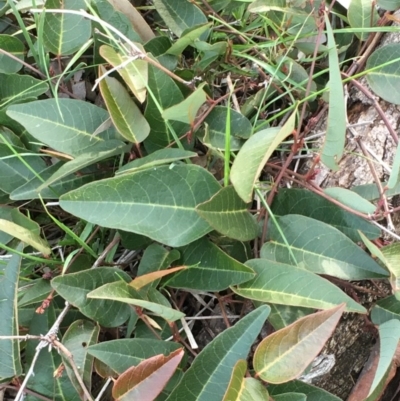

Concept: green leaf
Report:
left=377, top=0, right=400, bottom=11
left=352, top=181, right=400, bottom=201
left=233, top=259, right=366, bottom=313
left=43, top=0, right=91, bottom=56
left=0, top=34, right=24, bottom=73
left=162, top=83, right=207, bottom=125
left=88, top=281, right=184, bottom=322
left=271, top=188, right=380, bottom=241
left=51, top=267, right=132, bottom=327
left=253, top=305, right=345, bottom=384
left=99, top=44, right=148, bottom=103
left=99, top=66, right=150, bottom=144
left=268, top=304, right=314, bottom=330
left=0, top=219, right=51, bottom=256
left=231, top=109, right=296, bottom=202
left=380, top=243, right=400, bottom=298
left=144, top=65, right=189, bottom=152
left=371, top=295, right=400, bottom=325
left=323, top=187, right=376, bottom=214
left=153, top=0, right=208, bottom=37
left=273, top=393, right=306, bottom=401
left=6, top=99, right=119, bottom=157
left=60, top=164, right=221, bottom=247
left=37, top=141, right=129, bottom=191
left=321, top=14, right=346, bottom=170
left=0, top=73, right=48, bottom=107
left=348, top=0, right=379, bottom=41
left=261, top=214, right=388, bottom=280
left=61, top=320, right=99, bottom=398
left=366, top=43, right=400, bottom=105
left=0, top=245, right=22, bottom=379
left=18, top=279, right=52, bottom=307
left=269, top=381, right=342, bottom=401
left=201, top=106, right=252, bottom=151
left=165, top=306, right=270, bottom=401
left=196, top=186, right=258, bottom=241
left=164, top=237, right=255, bottom=291
left=116, top=149, right=197, bottom=175
left=87, top=338, right=182, bottom=374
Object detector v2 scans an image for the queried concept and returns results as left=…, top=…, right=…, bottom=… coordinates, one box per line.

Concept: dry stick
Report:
left=94, top=378, right=112, bottom=401
left=91, top=234, right=120, bottom=269
left=1, top=385, right=53, bottom=401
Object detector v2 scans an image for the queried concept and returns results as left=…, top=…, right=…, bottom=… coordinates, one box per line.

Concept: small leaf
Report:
left=0, top=34, right=24, bottom=73
left=348, top=0, right=379, bottom=41
left=112, top=349, right=184, bottom=401
left=43, top=0, right=91, bottom=56
left=0, top=219, right=50, bottom=256
left=165, top=306, right=270, bottom=401
left=60, top=164, right=221, bottom=247
left=100, top=44, right=148, bottom=103
left=88, top=281, right=184, bottom=322
left=196, top=186, right=258, bottom=241
left=131, top=266, right=186, bottom=290
left=321, top=14, right=346, bottom=170
left=99, top=65, right=150, bottom=143
left=371, top=295, right=400, bottom=325
left=231, top=109, right=296, bottom=202
left=253, top=304, right=345, bottom=384
left=167, top=23, right=211, bottom=56
left=323, top=187, right=376, bottom=214
left=233, top=259, right=366, bottom=313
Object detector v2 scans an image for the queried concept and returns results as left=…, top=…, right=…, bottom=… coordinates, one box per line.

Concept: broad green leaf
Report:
left=24, top=304, right=81, bottom=400
left=273, top=393, right=306, bottom=401
left=271, top=188, right=380, bottom=241
left=196, top=186, right=258, bottom=241
left=88, top=280, right=184, bottom=322
left=116, top=149, right=197, bottom=175
left=87, top=338, right=182, bottom=373
left=162, top=83, right=207, bottom=125
left=144, top=65, right=189, bottom=152
left=268, top=304, right=314, bottom=330
left=0, top=73, right=48, bottom=107
left=194, top=40, right=227, bottom=70
left=261, top=214, right=388, bottom=280
left=10, top=162, right=110, bottom=200
left=231, top=109, right=296, bottom=202
left=377, top=0, right=400, bottom=10
left=165, top=237, right=255, bottom=291
left=60, top=164, right=221, bottom=247
left=0, top=245, right=22, bottom=379
left=99, top=66, right=150, bottom=143
left=153, top=0, right=208, bottom=37
left=7, top=99, right=119, bottom=157
left=43, top=0, right=91, bottom=56
left=366, top=320, right=400, bottom=400
left=51, top=267, right=132, bottom=327
left=61, top=320, right=99, bottom=398
left=112, top=349, right=184, bottom=401
left=253, top=305, right=345, bottom=384
left=234, top=260, right=365, bottom=313
left=352, top=180, right=400, bottom=201
left=100, top=44, right=148, bottom=103
left=165, top=305, right=270, bottom=401
left=239, top=379, right=270, bottom=401
left=366, top=43, right=400, bottom=105
left=201, top=106, right=252, bottom=151
left=371, top=295, right=400, bottom=325
left=0, top=34, right=24, bottom=73
left=321, top=14, right=346, bottom=170
left=167, top=23, right=211, bottom=56
left=37, top=141, right=129, bottom=191
left=348, top=0, right=379, bottom=41
left=268, top=381, right=342, bottom=401
left=380, top=243, right=400, bottom=298
left=323, top=187, right=375, bottom=214
left=18, top=279, right=52, bottom=307
left=0, top=219, right=51, bottom=256
left=0, top=143, right=47, bottom=194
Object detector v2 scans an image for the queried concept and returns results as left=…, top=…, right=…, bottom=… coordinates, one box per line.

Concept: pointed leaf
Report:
left=43, top=0, right=91, bottom=56
left=87, top=338, right=182, bottom=374
left=165, top=237, right=255, bottom=291
left=231, top=109, right=296, bottom=202
left=61, top=320, right=99, bottom=398
left=323, top=187, right=375, bottom=214
left=88, top=281, right=184, bottom=322
left=131, top=266, right=186, bottom=290
left=7, top=99, right=118, bottom=157
left=261, top=214, right=388, bottom=280
left=380, top=243, right=400, bottom=298
left=113, top=349, right=184, bottom=401
left=268, top=381, right=342, bottom=401
left=51, top=267, right=132, bottom=327
left=99, top=66, right=150, bottom=143
left=100, top=44, right=148, bottom=103
left=233, top=259, right=366, bottom=313
left=0, top=245, right=22, bottom=378
left=165, top=305, right=270, bottom=401
left=60, top=164, right=221, bottom=247
left=253, top=304, right=345, bottom=384
left=222, top=360, right=247, bottom=401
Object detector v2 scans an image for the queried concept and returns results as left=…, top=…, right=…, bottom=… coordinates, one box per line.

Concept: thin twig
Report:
left=94, top=378, right=112, bottom=401
left=91, top=234, right=120, bottom=269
